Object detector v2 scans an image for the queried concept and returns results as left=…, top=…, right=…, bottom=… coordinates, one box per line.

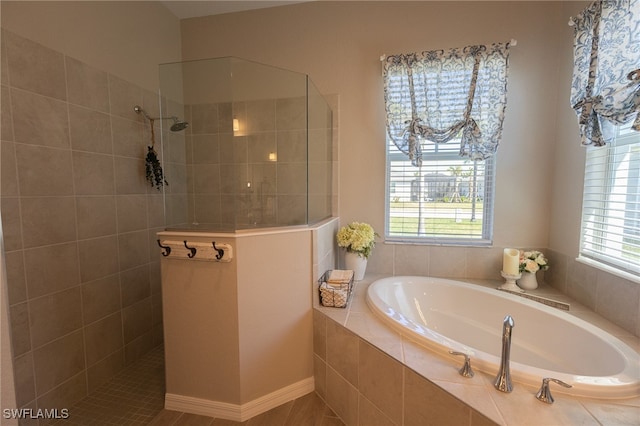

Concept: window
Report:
left=580, top=122, right=640, bottom=275
left=386, top=133, right=495, bottom=245
left=571, top=0, right=640, bottom=277
left=383, top=44, right=509, bottom=245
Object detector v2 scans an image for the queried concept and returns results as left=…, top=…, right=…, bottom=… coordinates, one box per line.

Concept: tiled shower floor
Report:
left=52, top=346, right=166, bottom=425
left=52, top=346, right=343, bottom=425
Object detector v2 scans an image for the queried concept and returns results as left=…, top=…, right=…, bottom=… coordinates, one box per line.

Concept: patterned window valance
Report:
left=382, top=43, right=511, bottom=166
left=570, top=0, right=640, bottom=147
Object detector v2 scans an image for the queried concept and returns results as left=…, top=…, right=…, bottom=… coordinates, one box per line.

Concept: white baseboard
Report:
left=164, top=377, right=315, bottom=422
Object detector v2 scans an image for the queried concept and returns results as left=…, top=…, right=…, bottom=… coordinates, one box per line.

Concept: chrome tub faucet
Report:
left=536, top=377, right=572, bottom=403
left=494, top=314, right=514, bottom=392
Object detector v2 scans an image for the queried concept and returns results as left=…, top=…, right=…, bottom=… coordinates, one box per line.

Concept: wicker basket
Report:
left=318, top=270, right=354, bottom=308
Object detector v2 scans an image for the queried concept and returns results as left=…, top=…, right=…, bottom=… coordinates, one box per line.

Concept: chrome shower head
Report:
left=134, top=105, right=189, bottom=132
left=169, top=117, right=189, bottom=132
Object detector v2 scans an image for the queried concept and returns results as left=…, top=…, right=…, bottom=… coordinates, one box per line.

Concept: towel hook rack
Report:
left=157, top=239, right=171, bottom=257
left=212, top=242, right=224, bottom=260
left=183, top=240, right=197, bottom=258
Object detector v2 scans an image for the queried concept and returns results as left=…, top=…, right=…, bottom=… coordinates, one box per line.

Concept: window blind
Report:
left=580, top=123, right=640, bottom=274
left=383, top=43, right=508, bottom=244
left=386, top=137, right=495, bottom=244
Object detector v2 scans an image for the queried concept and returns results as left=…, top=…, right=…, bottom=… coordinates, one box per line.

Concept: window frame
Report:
left=578, top=122, right=640, bottom=278
left=381, top=43, right=509, bottom=246
left=384, top=138, right=496, bottom=246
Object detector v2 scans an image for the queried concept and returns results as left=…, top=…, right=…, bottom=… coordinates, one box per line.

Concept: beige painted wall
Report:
left=180, top=1, right=567, bottom=252
left=0, top=0, right=181, bottom=91
left=160, top=230, right=314, bottom=408
left=549, top=1, right=592, bottom=256
left=161, top=243, right=242, bottom=402
left=236, top=231, right=313, bottom=403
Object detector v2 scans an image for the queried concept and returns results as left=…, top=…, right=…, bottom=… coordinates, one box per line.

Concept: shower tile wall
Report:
left=0, top=29, right=164, bottom=412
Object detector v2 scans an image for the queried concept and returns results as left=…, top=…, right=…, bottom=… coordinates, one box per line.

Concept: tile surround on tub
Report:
left=546, top=248, right=640, bottom=337
left=313, top=274, right=640, bottom=426
left=365, top=245, right=640, bottom=338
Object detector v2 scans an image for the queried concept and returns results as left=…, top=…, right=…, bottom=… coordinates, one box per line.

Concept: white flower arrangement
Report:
left=519, top=250, right=549, bottom=274
left=336, top=222, right=377, bottom=259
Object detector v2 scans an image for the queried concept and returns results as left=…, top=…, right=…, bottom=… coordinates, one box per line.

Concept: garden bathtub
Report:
left=366, top=276, right=640, bottom=398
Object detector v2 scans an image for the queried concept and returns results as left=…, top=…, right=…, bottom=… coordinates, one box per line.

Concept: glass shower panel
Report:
left=187, top=59, right=235, bottom=230
left=159, top=57, right=235, bottom=230
left=158, top=56, right=332, bottom=231
left=229, top=58, right=308, bottom=228
left=307, top=78, right=333, bottom=224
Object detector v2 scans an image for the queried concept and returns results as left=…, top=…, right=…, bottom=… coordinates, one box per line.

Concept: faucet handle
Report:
left=535, top=377, right=572, bottom=404
left=449, top=351, right=474, bottom=378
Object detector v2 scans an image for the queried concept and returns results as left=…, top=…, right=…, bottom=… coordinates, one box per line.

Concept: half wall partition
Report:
left=158, top=57, right=333, bottom=231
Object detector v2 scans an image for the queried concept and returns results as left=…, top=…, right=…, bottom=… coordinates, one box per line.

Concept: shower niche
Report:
left=158, top=56, right=333, bottom=231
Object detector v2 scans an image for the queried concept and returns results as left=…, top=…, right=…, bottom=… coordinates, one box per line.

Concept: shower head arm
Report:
left=133, top=105, right=152, bottom=120
left=133, top=105, right=189, bottom=132
left=134, top=105, right=177, bottom=121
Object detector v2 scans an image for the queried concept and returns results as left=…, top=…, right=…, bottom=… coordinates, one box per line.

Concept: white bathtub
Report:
left=366, top=276, right=640, bottom=399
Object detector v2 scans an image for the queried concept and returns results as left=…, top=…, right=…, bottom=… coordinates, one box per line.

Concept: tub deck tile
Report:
left=314, top=273, right=640, bottom=426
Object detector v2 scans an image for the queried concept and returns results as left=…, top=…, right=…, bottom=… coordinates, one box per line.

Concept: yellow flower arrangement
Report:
left=336, top=222, right=377, bottom=258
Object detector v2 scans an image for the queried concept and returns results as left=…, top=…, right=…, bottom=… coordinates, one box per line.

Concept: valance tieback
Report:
left=572, top=74, right=640, bottom=146
left=570, top=0, right=640, bottom=146
left=383, top=43, right=510, bottom=166
left=630, top=69, right=640, bottom=131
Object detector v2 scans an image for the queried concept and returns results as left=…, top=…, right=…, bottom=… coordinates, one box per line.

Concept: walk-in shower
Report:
left=157, top=56, right=333, bottom=231
left=156, top=58, right=335, bottom=420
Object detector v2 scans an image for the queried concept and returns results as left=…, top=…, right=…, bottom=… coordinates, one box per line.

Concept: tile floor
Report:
left=50, top=345, right=343, bottom=426
left=50, top=346, right=166, bottom=425
left=148, top=393, right=345, bottom=426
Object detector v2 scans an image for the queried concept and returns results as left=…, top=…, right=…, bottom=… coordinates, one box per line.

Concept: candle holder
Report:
left=499, top=271, right=524, bottom=292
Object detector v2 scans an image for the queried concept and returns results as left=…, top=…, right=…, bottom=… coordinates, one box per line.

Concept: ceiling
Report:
left=160, top=1, right=312, bottom=20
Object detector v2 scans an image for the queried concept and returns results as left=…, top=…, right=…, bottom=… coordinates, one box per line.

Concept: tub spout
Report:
left=494, top=315, right=514, bottom=393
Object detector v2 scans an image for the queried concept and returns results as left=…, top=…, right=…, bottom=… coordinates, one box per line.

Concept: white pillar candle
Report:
left=503, top=248, right=520, bottom=275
